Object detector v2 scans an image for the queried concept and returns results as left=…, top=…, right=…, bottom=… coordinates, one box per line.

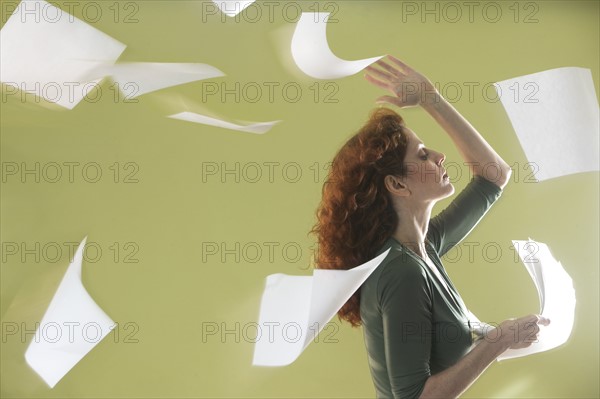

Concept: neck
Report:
left=392, top=200, right=434, bottom=259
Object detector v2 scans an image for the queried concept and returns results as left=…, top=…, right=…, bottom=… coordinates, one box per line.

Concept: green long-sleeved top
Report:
left=360, top=175, right=503, bottom=398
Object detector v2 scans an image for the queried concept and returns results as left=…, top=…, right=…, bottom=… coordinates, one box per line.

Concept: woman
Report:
left=310, top=56, right=550, bottom=398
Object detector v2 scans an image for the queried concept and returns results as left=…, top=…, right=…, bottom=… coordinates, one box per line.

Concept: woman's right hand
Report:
left=489, top=314, right=551, bottom=350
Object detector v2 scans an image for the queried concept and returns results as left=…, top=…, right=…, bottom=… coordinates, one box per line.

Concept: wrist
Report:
left=421, top=91, right=446, bottom=113
left=479, top=335, right=511, bottom=359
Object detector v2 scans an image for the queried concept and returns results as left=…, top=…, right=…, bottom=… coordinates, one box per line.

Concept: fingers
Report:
left=365, top=65, right=395, bottom=81
left=523, top=320, right=540, bottom=341
left=365, top=56, right=430, bottom=107
left=375, top=95, right=403, bottom=107
left=520, top=314, right=550, bottom=346
left=387, top=55, right=413, bottom=73
left=373, top=60, right=405, bottom=77
left=538, top=316, right=551, bottom=326
left=364, top=73, right=390, bottom=91
left=499, top=314, right=551, bottom=350
left=524, top=314, right=551, bottom=326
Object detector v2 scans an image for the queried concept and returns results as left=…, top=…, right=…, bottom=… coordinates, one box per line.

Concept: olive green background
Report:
left=1, top=0, right=598, bottom=397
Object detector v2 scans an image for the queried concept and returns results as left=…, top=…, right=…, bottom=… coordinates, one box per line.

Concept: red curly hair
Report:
left=310, top=108, right=410, bottom=327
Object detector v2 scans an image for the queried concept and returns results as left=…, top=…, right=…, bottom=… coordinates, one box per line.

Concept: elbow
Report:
left=418, top=375, right=459, bottom=399
left=496, top=165, right=512, bottom=189
left=391, top=377, right=430, bottom=399
left=480, top=161, right=511, bottom=190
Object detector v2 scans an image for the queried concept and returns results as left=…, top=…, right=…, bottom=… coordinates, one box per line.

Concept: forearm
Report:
left=419, top=339, right=509, bottom=399
left=422, top=94, right=511, bottom=188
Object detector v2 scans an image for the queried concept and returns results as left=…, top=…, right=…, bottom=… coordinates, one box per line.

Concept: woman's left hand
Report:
left=365, top=56, right=439, bottom=108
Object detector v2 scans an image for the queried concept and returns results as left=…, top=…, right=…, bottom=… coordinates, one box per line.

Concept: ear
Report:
left=384, top=175, right=410, bottom=197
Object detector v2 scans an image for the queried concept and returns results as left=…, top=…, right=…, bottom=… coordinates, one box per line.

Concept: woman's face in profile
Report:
left=400, top=128, right=455, bottom=202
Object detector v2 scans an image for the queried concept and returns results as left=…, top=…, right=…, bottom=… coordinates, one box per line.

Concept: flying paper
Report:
left=291, top=12, right=383, bottom=79
left=168, top=111, right=280, bottom=134
left=212, top=0, right=256, bottom=17
left=90, top=63, right=224, bottom=98
left=252, top=249, right=390, bottom=366
left=495, top=67, right=599, bottom=181
left=496, top=239, right=576, bottom=360
left=24, top=237, right=115, bottom=388
left=0, top=0, right=126, bottom=109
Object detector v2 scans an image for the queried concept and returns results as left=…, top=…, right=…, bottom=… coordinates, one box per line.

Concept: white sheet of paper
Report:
left=212, top=0, right=256, bottom=17
left=168, top=111, right=280, bottom=134
left=0, top=0, right=126, bottom=109
left=495, top=67, right=599, bottom=181
left=496, top=239, right=576, bottom=361
left=89, top=63, right=224, bottom=98
left=252, top=249, right=390, bottom=366
left=291, top=12, right=383, bottom=79
left=24, top=237, right=115, bottom=388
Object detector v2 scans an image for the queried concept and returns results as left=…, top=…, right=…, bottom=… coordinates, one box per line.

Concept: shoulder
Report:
left=364, top=240, right=430, bottom=288
left=375, top=249, right=432, bottom=303
left=379, top=254, right=430, bottom=290
left=361, top=241, right=433, bottom=317
left=361, top=244, right=420, bottom=290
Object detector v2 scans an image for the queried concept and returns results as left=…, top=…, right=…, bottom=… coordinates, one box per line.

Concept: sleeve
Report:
left=427, top=175, right=503, bottom=258
left=379, top=260, right=433, bottom=399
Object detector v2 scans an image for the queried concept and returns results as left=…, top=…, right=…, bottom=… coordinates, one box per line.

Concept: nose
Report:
left=435, top=151, right=445, bottom=166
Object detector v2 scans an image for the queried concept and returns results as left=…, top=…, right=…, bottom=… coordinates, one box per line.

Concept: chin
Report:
left=443, top=183, right=455, bottom=198
left=430, top=185, right=454, bottom=202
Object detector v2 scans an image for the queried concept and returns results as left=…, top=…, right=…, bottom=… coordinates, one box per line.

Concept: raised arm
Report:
left=365, top=56, right=512, bottom=189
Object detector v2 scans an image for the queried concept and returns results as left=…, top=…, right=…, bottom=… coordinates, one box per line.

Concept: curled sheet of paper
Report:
left=495, top=67, right=599, bottom=181
left=89, top=63, right=224, bottom=98
left=24, top=237, right=115, bottom=388
left=291, top=12, right=383, bottom=79
left=212, top=0, right=256, bottom=17
left=252, top=249, right=390, bottom=366
left=495, top=239, right=576, bottom=361
left=168, top=111, right=280, bottom=134
left=0, top=0, right=126, bottom=109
